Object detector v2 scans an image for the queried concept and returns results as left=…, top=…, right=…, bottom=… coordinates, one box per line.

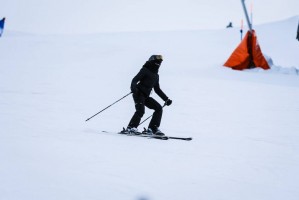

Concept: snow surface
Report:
left=0, top=14, right=299, bottom=200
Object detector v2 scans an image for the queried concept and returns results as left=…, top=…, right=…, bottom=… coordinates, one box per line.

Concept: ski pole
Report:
left=85, top=92, right=132, bottom=122
left=139, top=104, right=166, bottom=126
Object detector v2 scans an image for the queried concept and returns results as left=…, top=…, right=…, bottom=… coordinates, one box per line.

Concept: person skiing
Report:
left=121, top=55, right=172, bottom=136
left=226, top=22, right=233, bottom=28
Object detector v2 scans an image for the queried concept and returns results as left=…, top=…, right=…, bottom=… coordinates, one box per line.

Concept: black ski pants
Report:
left=128, top=92, right=163, bottom=129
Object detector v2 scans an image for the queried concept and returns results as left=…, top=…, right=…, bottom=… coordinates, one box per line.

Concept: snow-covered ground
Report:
left=0, top=12, right=299, bottom=200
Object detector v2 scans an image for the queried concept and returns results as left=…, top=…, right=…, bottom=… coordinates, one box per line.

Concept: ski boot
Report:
left=120, top=127, right=140, bottom=135
left=142, top=127, right=165, bottom=136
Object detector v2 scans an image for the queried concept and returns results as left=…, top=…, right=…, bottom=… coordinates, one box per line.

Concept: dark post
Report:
left=296, top=20, right=299, bottom=41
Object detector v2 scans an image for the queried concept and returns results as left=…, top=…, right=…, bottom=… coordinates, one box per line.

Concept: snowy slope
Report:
left=0, top=15, right=299, bottom=200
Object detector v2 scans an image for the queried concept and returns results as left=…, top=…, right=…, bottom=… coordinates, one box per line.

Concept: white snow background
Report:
left=0, top=3, right=299, bottom=200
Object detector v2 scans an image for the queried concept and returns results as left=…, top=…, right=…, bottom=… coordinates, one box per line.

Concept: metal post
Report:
left=241, top=0, right=252, bottom=32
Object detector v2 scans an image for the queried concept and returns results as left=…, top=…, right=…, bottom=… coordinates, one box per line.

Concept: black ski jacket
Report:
left=131, top=63, right=168, bottom=101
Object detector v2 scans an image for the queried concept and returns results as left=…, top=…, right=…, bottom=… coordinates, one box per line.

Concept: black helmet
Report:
left=148, top=55, right=163, bottom=62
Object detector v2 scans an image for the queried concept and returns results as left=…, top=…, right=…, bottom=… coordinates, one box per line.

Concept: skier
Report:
left=226, top=22, right=233, bottom=28
left=121, top=55, right=172, bottom=136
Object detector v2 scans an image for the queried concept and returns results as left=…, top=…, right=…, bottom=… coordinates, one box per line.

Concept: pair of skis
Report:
left=102, top=130, right=192, bottom=141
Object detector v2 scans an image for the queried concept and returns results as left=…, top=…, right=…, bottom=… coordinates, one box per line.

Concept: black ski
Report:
left=102, top=131, right=192, bottom=141
left=167, top=136, right=192, bottom=141
left=102, top=131, right=168, bottom=140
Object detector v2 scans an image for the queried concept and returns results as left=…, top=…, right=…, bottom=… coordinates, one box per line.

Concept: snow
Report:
left=1, top=10, right=299, bottom=200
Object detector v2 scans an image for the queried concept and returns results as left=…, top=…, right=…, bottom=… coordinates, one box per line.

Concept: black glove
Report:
left=165, top=98, right=172, bottom=106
